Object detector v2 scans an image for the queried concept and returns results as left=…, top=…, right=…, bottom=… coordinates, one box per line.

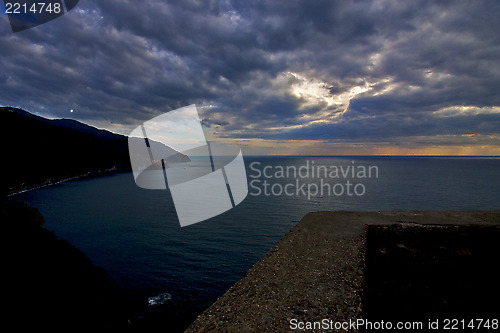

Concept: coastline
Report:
left=185, top=211, right=500, bottom=333
left=6, top=167, right=123, bottom=197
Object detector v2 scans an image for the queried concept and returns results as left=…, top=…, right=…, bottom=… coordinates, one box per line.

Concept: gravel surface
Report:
left=185, top=211, right=500, bottom=333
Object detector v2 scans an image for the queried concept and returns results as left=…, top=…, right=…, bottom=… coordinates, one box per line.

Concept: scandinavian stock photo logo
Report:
left=128, top=106, right=380, bottom=226
left=128, top=104, right=248, bottom=227
left=248, top=160, right=379, bottom=200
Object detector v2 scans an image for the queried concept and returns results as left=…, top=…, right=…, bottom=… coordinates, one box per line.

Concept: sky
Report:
left=1, top=0, right=500, bottom=155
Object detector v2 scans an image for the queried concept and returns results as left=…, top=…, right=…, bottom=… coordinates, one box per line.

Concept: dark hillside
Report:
left=1, top=107, right=132, bottom=195
left=1, top=200, right=131, bottom=330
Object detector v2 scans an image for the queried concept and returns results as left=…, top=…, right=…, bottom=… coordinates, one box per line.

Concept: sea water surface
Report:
left=13, top=156, right=500, bottom=328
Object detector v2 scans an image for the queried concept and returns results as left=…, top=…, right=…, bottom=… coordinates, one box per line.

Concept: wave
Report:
left=147, top=292, right=172, bottom=308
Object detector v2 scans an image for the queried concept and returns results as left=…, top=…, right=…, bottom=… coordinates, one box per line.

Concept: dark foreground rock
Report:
left=185, top=211, right=500, bottom=333
left=1, top=200, right=131, bottom=330
left=364, top=224, right=500, bottom=325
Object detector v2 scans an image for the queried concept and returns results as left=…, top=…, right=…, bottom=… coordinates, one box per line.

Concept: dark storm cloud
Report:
left=271, top=111, right=500, bottom=142
left=0, top=0, right=499, bottom=144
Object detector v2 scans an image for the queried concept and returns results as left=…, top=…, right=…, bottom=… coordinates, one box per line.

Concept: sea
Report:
left=12, top=156, right=500, bottom=330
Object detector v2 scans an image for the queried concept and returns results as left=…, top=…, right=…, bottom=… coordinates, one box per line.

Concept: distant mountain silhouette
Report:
left=0, top=107, right=189, bottom=195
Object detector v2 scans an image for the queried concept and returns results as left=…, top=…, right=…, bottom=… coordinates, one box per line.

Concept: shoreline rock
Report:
left=1, top=200, right=132, bottom=330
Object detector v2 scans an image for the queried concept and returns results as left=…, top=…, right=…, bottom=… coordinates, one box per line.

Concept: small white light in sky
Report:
left=70, top=109, right=74, bottom=113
